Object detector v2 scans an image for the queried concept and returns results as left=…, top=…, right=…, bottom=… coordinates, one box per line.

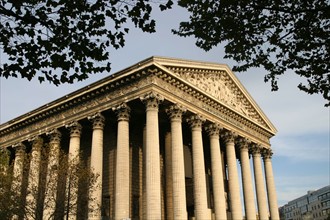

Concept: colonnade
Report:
left=4, top=94, right=279, bottom=220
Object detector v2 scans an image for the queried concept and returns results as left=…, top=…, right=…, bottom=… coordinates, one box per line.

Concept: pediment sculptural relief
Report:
left=165, top=66, right=266, bottom=127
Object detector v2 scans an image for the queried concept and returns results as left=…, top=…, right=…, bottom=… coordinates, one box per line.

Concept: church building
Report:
left=0, top=57, right=280, bottom=220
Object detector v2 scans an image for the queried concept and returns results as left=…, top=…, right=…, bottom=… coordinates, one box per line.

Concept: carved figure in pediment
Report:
left=168, top=66, right=264, bottom=122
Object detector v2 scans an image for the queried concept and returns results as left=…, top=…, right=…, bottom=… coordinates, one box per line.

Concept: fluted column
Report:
left=11, top=143, right=25, bottom=220
left=237, top=137, right=256, bottom=220
left=66, top=121, right=82, bottom=220
left=166, top=105, right=187, bottom=219
left=26, top=136, right=43, bottom=219
left=251, top=145, right=268, bottom=220
left=66, top=121, right=82, bottom=162
left=12, top=143, right=26, bottom=195
left=205, top=124, right=227, bottom=220
left=113, top=103, right=131, bottom=220
left=43, top=129, right=61, bottom=220
left=222, top=131, right=242, bottom=220
left=165, top=132, right=174, bottom=220
left=142, top=126, right=147, bottom=219
left=140, top=92, right=163, bottom=219
left=88, top=113, right=105, bottom=220
left=187, top=115, right=209, bottom=219
left=263, top=149, right=279, bottom=220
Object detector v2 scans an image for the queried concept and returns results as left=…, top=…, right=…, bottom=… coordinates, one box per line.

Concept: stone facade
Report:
left=0, top=57, right=280, bottom=220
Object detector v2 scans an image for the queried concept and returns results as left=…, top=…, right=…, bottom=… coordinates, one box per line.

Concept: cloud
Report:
left=272, top=133, right=329, bottom=162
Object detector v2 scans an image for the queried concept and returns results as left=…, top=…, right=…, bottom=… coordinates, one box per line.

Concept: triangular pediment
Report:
left=152, top=57, right=277, bottom=134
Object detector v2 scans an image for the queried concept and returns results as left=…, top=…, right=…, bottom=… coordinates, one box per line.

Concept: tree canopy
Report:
left=0, top=0, right=329, bottom=106
left=0, top=146, right=98, bottom=219
left=0, top=0, right=173, bottom=84
left=173, top=0, right=330, bottom=106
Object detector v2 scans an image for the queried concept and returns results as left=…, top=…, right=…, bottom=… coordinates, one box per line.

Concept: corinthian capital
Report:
left=262, top=148, right=273, bottom=160
left=165, top=104, right=186, bottom=121
left=66, top=121, right=82, bottom=137
left=140, top=91, right=164, bottom=110
left=28, top=136, right=43, bottom=151
left=112, top=102, right=131, bottom=121
left=250, top=144, right=262, bottom=155
left=186, top=114, right=205, bottom=129
left=88, top=112, right=105, bottom=129
left=221, top=130, right=237, bottom=144
left=47, top=129, right=62, bottom=143
left=236, top=137, right=250, bottom=152
left=205, top=123, right=222, bottom=137
left=12, top=142, right=26, bottom=155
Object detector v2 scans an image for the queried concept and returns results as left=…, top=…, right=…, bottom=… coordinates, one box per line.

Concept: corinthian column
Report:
left=26, top=136, right=43, bottom=219
left=205, top=124, right=227, bottom=220
left=263, top=149, right=279, bottom=220
left=65, top=121, right=82, bottom=220
left=113, top=103, right=131, bottom=220
left=12, top=142, right=26, bottom=192
left=12, top=142, right=26, bottom=219
left=251, top=145, right=268, bottom=220
left=66, top=121, right=82, bottom=162
left=222, top=131, right=242, bottom=220
left=43, top=129, right=61, bottom=220
left=88, top=113, right=105, bottom=220
left=166, top=104, right=187, bottom=219
left=140, top=92, right=163, bottom=220
left=187, top=115, right=209, bottom=219
left=237, top=137, right=256, bottom=220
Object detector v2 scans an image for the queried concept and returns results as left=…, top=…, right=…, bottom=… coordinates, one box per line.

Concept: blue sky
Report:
left=1, top=4, right=329, bottom=207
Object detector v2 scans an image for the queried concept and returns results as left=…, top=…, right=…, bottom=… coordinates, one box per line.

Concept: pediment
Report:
left=153, top=57, right=276, bottom=134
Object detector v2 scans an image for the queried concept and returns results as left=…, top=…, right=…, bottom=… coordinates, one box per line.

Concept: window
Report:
left=322, top=210, right=326, bottom=216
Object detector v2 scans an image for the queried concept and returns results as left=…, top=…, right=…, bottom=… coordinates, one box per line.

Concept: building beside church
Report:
left=280, top=185, right=330, bottom=220
left=0, top=57, right=280, bottom=220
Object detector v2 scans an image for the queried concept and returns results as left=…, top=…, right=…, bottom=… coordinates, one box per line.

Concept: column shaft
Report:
left=238, top=138, right=256, bottom=220
left=263, top=149, right=280, bottom=220
left=167, top=105, right=187, bottom=219
left=141, top=92, right=163, bottom=219
left=188, top=115, right=209, bottom=219
left=66, top=121, right=82, bottom=220
left=43, top=129, right=61, bottom=220
left=12, top=143, right=26, bottom=193
left=206, top=124, right=227, bottom=220
left=142, top=126, right=147, bottom=219
left=12, top=143, right=26, bottom=220
left=26, top=137, right=43, bottom=220
left=223, top=131, right=242, bottom=220
left=88, top=113, right=105, bottom=220
left=114, top=104, right=130, bottom=220
left=165, top=132, right=174, bottom=220
left=252, top=146, right=268, bottom=220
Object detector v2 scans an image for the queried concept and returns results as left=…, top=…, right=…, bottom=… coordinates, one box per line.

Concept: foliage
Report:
left=0, top=149, right=20, bottom=219
left=174, top=0, right=330, bottom=106
left=0, top=146, right=98, bottom=220
left=0, top=0, right=173, bottom=85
